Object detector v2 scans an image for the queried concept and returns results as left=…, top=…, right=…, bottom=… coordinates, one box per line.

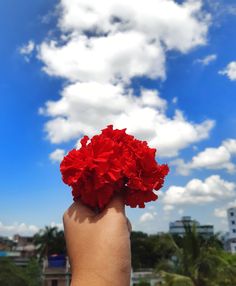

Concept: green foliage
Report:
left=131, top=231, right=154, bottom=269
left=160, top=272, right=194, bottom=286
left=131, top=231, right=177, bottom=270
left=33, top=226, right=66, bottom=259
left=0, top=258, right=42, bottom=286
left=24, top=259, right=41, bottom=286
left=137, top=282, right=151, bottom=286
left=154, top=226, right=235, bottom=286
left=0, top=258, right=28, bottom=286
left=0, top=257, right=42, bottom=286
left=213, top=252, right=236, bottom=286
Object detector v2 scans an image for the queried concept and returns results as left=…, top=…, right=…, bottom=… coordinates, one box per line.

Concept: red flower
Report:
left=60, top=125, right=169, bottom=209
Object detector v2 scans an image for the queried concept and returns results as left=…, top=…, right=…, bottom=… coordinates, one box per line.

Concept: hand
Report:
left=63, top=195, right=132, bottom=286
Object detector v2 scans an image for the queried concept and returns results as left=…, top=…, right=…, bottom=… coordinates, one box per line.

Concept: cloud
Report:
left=41, top=82, right=214, bottom=157
left=0, top=221, right=64, bottom=237
left=49, top=148, right=66, bottom=163
left=38, top=0, right=210, bottom=84
left=173, top=138, right=236, bottom=175
left=0, top=221, right=39, bottom=237
left=163, top=205, right=174, bottom=212
left=140, top=212, right=155, bottom=223
left=19, top=41, right=35, bottom=62
left=162, top=175, right=236, bottom=211
left=32, top=0, right=214, bottom=157
left=214, top=199, right=236, bottom=228
left=50, top=222, right=63, bottom=230
left=223, top=139, right=236, bottom=154
left=219, top=61, right=236, bottom=81
left=172, top=97, right=178, bottom=104
left=39, top=32, right=166, bottom=83
left=19, top=41, right=35, bottom=55
left=214, top=207, right=227, bottom=218
left=195, top=53, right=217, bottom=65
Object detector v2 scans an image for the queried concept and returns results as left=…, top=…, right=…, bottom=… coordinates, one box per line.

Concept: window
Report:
left=232, top=220, right=235, bottom=225
left=233, top=229, right=236, bottom=233
left=51, top=280, right=58, bottom=286
left=230, top=212, right=234, bottom=216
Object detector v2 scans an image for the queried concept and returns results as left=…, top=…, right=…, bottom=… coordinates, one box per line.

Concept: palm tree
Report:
left=214, top=251, right=236, bottom=285
left=159, top=272, right=194, bottom=286
left=0, top=258, right=28, bottom=286
left=155, top=225, right=231, bottom=286
left=33, top=226, right=66, bottom=260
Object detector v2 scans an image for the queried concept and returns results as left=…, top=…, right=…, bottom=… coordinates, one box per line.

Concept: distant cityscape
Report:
left=0, top=207, right=236, bottom=286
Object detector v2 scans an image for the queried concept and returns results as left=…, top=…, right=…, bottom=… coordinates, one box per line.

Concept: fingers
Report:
left=105, top=194, right=125, bottom=214
left=63, top=201, right=96, bottom=223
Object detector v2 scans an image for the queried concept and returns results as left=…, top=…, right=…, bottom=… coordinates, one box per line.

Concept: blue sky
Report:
left=1, top=0, right=236, bottom=236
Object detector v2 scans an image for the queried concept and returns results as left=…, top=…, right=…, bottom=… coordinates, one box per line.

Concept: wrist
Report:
left=71, top=272, right=112, bottom=286
left=71, top=262, right=131, bottom=286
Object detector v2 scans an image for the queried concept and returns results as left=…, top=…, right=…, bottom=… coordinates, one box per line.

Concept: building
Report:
left=42, top=255, right=71, bottom=286
left=226, top=207, right=236, bottom=254
left=169, top=216, right=214, bottom=238
left=0, top=234, right=36, bottom=267
left=131, top=268, right=162, bottom=286
left=0, top=236, right=15, bottom=251
left=12, top=234, right=36, bottom=259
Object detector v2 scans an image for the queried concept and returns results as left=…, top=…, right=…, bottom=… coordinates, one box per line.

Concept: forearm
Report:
left=64, top=197, right=132, bottom=286
left=71, top=264, right=131, bottom=286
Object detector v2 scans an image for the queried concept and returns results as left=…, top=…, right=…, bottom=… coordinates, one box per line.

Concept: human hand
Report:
left=63, top=195, right=132, bottom=286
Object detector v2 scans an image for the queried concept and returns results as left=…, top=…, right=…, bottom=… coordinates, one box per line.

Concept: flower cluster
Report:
left=60, top=125, right=169, bottom=209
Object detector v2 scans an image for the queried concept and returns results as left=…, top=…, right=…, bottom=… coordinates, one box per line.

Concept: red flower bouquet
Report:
left=60, top=125, right=169, bottom=209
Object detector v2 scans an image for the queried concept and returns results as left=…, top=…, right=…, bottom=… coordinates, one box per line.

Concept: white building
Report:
left=169, top=216, right=214, bottom=238
left=130, top=269, right=162, bottom=286
left=227, top=207, right=236, bottom=254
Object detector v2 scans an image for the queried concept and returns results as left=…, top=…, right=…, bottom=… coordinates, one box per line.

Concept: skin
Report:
left=63, top=195, right=132, bottom=286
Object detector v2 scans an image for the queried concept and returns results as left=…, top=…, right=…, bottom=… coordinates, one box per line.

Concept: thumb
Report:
left=104, top=194, right=125, bottom=215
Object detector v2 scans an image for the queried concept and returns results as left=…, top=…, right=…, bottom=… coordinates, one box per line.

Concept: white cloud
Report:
left=32, top=0, right=214, bottom=157
left=19, top=41, right=35, bottom=62
left=223, top=139, right=236, bottom=154
left=39, top=0, right=210, bottom=84
left=214, top=200, right=236, bottom=218
left=219, top=61, right=236, bottom=81
left=195, top=53, right=217, bottom=65
left=50, top=222, right=63, bottom=230
left=0, top=221, right=39, bottom=237
left=173, top=138, right=236, bottom=175
left=39, top=32, right=166, bottom=83
left=162, top=175, right=236, bottom=211
left=140, top=212, right=155, bottom=223
left=19, top=40, right=35, bottom=55
left=41, top=82, right=214, bottom=157
left=0, top=221, right=64, bottom=237
left=214, top=207, right=227, bottom=218
left=172, top=97, right=178, bottom=104
left=49, top=148, right=66, bottom=163
left=163, top=205, right=174, bottom=212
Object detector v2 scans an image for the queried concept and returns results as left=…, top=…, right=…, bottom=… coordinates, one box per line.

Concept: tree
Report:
left=214, top=252, right=236, bottom=285
left=0, top=258, right=28, bottom=286
left=0, top=258, right=42, bottom=286
left=24, top=259, right=42, bottom=286
left=160, top=272, right=194, bottom=286
left=131, top=232, right=178, bottom=270
left=155, top=225, right=232, bottom=286
left=33, top=226, right=66, bottom=259
left=131, top=231, right=152, bottom=269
